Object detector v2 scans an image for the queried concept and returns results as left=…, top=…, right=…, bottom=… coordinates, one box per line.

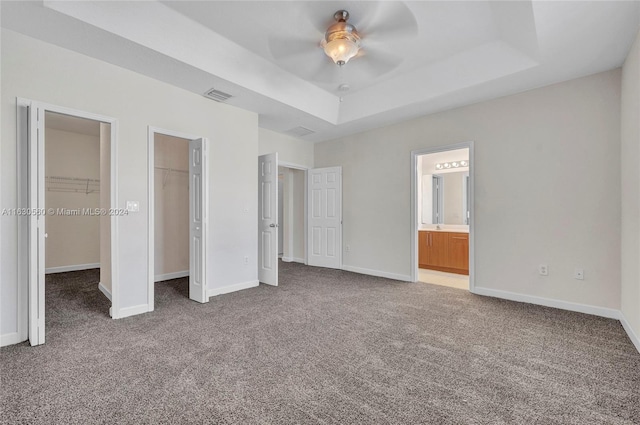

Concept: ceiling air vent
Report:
left=203, top=88, right=233, bottom=102
left=285, top=126, right=315, bottom=137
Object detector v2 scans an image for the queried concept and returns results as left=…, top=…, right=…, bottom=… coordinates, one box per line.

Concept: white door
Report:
left=189, top=138, right=208, bottom=303
left=28, top=104, right=45, bottom=346
left=308, top=167, right=342, bottom=269
left=258, top=153, right=278, bottom=286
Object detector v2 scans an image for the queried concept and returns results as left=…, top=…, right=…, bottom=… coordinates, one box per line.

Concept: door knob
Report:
left=44, top=233, right=48, bottom=238
left=269, top=223, right=278, bottom=228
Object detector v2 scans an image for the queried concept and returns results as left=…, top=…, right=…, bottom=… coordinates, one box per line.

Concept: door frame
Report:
left=18, top=98, right=119, bottom=345
left=147, top=126, right=208, bottom=310
left=279, top=161, right=309, bottom=265
left=410, top=142, right=475, bottom=292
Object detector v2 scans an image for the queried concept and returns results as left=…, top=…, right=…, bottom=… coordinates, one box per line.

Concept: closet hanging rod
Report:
left=155, top=166, right=188, bottom=174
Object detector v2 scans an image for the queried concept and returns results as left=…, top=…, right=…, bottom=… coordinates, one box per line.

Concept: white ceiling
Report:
left=3, top=1, right=639, bottom=142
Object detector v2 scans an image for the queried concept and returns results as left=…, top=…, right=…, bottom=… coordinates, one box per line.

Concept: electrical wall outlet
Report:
left=539, top=264, right=549, bottom=276
left=244, top=256, right=249, bottom=265
left=574, top=268, right=584, bottom=280
left=345, top=245, right=351, bottom=252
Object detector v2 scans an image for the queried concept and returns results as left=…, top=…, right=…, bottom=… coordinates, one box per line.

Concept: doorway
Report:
left=147, top=127, right=209, bottom=310
left=258, top=154, right=341, bottom=286
left=279, top=165, right=307, bottom=265
left=19, top=99, right=118, bottom=346
left=411, top=144, right=474, bottom=291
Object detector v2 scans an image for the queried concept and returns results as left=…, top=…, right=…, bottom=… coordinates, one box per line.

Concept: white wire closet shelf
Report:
left=45, top=176, right=100, bottom=194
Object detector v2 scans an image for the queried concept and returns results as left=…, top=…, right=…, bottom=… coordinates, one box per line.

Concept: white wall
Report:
left=1, top=29, right=258, bottom=342
left=315, top=69, right=622, bottom=311
left=258, top=128, right=313, bottom=169
left=621, top=29, right=640, bottom=345
left=154, top=134, right=189, bottom=280
left=44, top=127, right=100, bottom=270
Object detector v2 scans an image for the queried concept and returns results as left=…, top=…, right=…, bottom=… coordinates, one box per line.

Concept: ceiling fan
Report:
left=268, top=2, right=418, bottom=90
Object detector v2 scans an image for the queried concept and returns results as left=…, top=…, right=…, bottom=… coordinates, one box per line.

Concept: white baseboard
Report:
left=116, top=304, right=150, bottom=319
left=472, top=287, right=620, bottom=319
left=98, top=282, right=112, bottom=301
left=342, top=265, right=413, bottom=282
left=619, top=311, right=640, bottom=353
left=0, top=332, right=24, bottom=347
left=207, top=280, right=259, bottom=298
left=45, top=263, right=100, bottom=274
left=282, top=257, right=306, bottom=264
left=155, top=270, right=189, bottom=282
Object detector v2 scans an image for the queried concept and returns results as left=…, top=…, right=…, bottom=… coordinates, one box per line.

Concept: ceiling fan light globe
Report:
left=324, top=38, right=360, bottom=65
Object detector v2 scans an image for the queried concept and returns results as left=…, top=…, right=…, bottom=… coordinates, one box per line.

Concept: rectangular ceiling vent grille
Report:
left=285, top=126, right=315, bottom=137
left=203, top=88, right=233, bottom=102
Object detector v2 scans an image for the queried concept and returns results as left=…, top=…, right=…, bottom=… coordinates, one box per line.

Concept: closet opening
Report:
left=43, top=111, right=113, bottom=334
left=412, top=145, right=474, bottom=291
left=148, top=128, right=209, bottom=309
left=278, top=165, right=307, bottom=266
left=153, top=133, right=190, bottom=305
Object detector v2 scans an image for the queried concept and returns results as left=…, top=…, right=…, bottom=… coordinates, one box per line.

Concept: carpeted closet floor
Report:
left=1, top=262, right=639, bottom=424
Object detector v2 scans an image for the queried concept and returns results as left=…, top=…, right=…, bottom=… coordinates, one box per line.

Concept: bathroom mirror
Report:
left=421, top=171, right=469, bottom=225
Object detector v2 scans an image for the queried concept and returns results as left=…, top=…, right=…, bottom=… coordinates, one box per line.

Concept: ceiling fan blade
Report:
left=352, top=46, right=403, bottom=79
left=302, top=1, right=340, bottom=34
left=301, top=2, right=382, bottom=35
left=267, top=35, right=321, bottom=62
left=309, top=59, right=345, bottom=84
left=358, top=2, right=418, bottom=43
left=268, top=34, right=338, bottom=83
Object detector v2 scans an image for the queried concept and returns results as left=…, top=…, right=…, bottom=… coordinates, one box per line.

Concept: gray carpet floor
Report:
left=1, top=262, right=639, bottom=424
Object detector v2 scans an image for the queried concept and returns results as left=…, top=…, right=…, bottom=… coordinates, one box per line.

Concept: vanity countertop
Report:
left=418, top=227, right=469, bottom=234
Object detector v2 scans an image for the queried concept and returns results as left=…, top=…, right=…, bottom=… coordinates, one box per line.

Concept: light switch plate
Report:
left=126, top=201, right=140, bottom=212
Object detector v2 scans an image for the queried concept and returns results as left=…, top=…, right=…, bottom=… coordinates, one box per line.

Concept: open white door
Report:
left=189, top=138, right=208, bottom=303
left=308, top=167, right=342, bottom=269
left=28, top=104, right=45, bottom=346
left=258, top=153, right=278, bottom=286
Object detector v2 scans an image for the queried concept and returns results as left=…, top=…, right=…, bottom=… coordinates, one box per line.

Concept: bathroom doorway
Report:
left=411, top=144, right=474, bottom=291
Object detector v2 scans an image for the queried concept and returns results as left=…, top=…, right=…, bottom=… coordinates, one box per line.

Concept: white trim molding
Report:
left=342, top=265, right=413, bottom=282
left=117, top=304, right=150, bottom=319
left=98, top=282, right=112, bottom=302
left=473, top=287, right=620, bottom=319
left=45, top=263, right=100, bottom=274
left=155, top=271, right=189, bottom=282
left=207, top=280, right=259, bottom=298
left=0, top=332, right=23, bottom=347
left=282, top=257, right=306, bottom=264
left=619, top=312, right=640, bottom=353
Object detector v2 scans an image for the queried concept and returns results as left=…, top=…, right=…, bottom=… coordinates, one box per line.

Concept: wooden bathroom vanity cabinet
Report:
left=418, top=230, right=469, bottom=275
